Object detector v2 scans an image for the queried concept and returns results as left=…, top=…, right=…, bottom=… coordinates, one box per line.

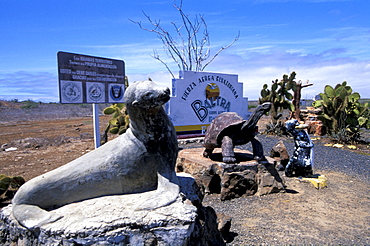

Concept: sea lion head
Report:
left=124, top=80, right=170, bottom=110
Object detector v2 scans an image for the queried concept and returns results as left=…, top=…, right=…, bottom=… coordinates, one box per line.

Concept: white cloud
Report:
left=204, top=47, right=370, bottom=100
left=0, top=71, right=58, bottom=102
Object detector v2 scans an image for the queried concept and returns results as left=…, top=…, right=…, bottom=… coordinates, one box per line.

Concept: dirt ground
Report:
left=0, top=117, right=104, bottom=182
left=0, top=102, right=369, bottom=245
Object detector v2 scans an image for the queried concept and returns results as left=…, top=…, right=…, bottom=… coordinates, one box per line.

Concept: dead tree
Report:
left=290, top=80, right=313, bottom=120
left=130, top=0, right=239, bottom=78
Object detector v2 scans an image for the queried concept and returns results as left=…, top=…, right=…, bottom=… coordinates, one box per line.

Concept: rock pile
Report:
left=300, top=107, right=325, bottom=136
left=176, top=148, right=286, bottom=201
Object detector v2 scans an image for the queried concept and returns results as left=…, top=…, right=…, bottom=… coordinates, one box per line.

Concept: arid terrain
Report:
left=0, top=100, right=369, bottom=245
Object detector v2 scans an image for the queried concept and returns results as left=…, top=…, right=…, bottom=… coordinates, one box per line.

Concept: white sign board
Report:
left=167, top=71, right=248, bottom=135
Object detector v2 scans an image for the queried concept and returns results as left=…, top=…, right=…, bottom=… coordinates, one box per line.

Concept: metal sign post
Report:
left=92, top=103, right=101, bottom=148
left=57, top=51, right=125, bottom=148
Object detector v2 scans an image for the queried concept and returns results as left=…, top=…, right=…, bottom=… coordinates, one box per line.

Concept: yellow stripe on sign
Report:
left=175, top=124, right=209, bottom=132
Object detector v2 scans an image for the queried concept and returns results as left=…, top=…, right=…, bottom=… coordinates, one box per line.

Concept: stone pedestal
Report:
left=0, top=174, right=225, bottom=245
left=176, top=148, right=285, bottom=200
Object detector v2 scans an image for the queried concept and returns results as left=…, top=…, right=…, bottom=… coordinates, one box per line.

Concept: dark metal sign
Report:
left=57, top=51, right=125, bottom=104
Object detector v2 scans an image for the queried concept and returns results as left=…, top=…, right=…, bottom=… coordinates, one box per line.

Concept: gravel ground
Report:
left=243, top=134, right=370, bottom=184
left=179, top=134, right=370, bottom=245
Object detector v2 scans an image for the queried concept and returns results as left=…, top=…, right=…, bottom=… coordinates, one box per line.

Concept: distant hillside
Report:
left=0, top=100, right=110, bottom=123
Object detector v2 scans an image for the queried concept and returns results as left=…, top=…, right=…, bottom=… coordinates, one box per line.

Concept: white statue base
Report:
left=0, top=173, right=224, bottom=245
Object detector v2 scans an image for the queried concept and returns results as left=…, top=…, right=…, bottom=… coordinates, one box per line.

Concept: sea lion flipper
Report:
left=12, top=204, right=63, bottom=229
left=135, top=173, right=180, bottom=211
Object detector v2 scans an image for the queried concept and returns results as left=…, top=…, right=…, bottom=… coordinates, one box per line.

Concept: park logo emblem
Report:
left=109, top=84, right=124, bottom=102
left=61, top=81, right=82, bottom=103
left=205, top=83, right=220, bottom=100
left=87, top=82, right=105, bottom=103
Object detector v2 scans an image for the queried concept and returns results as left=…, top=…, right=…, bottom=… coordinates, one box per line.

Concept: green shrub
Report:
left=263, top=120, right=289, bottom=136
left=20, top=99, right=39, bottom=109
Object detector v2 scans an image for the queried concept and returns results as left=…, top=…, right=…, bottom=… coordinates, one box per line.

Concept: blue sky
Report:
left=0, top=0, right=369, bottom=102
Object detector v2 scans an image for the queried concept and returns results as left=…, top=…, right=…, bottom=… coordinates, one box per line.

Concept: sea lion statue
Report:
left=12, top=80, right=180, bottom=230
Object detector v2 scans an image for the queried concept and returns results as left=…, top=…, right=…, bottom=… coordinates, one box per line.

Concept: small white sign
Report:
left=167, top=71, right=248, bottom=134
left=86, top=82, right=105, bottom=103
left=60, top=80, right=83, bottom=104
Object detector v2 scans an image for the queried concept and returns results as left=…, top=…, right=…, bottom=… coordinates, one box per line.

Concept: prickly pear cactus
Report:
left=101, top=76, right=130, bottom=145
left=0, top=174, right=25, bottom=200
left=0, top=175, right=11, bottom=196
left=259, top=72, right=295, bottom=124
left=101, top=103, right=130, bottom=144
left=313, top=81, right=369, bottom=142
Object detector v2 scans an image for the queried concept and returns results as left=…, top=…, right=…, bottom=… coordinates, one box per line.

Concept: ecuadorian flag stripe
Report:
left=175, top=124, right=209, bottom=133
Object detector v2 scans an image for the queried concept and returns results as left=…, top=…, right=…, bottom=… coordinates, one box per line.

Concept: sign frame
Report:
left=57, top=51, right=125, bottom=104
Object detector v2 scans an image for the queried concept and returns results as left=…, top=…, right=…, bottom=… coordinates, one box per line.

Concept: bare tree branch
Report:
left=202, top=31, right=240, bottom=71
left=151, top=50, right=176, bottom=79
left=130, top=0, right=239, bottom=75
